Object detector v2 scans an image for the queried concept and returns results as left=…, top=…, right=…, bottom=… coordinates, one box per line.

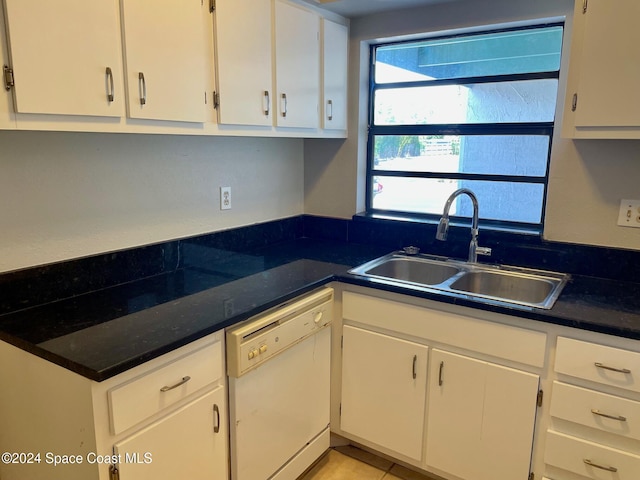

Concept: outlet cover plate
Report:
left=617, top=199, right=640, bottom=228
left=220, top=186, right=231, bottom=210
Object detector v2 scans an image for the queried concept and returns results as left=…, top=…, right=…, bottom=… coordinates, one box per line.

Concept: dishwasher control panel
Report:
left=226, top=287, right=333, bottom=377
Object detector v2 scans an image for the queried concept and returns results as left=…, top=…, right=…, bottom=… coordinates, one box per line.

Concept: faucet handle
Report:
left=476, top=246, right=492, bottom=257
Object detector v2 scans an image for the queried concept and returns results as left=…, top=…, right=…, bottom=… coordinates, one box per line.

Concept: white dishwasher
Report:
left=226, top=287, right=333, bottom=480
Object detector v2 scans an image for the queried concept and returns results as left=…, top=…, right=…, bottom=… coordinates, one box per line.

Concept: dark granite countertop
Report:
left=1, top=238, right=639, bottom=382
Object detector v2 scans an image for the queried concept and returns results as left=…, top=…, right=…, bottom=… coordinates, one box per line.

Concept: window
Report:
left=367, top=24, right=564, bottom=231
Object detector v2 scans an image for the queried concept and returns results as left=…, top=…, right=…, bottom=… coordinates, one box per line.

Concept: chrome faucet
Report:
left=436, top=188, right=491, bottom=263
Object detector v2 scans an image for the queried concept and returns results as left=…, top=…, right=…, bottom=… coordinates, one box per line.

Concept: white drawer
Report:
left=555, top=337, right=640, bottom=393
left=545, top=430, right=640, bottom=480
left=109, top=340, right=222, bottom=434
left=550, top=381, right=640, bottom=441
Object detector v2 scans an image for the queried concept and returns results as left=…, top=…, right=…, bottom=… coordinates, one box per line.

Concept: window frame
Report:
left=365, top=22, right=564, bottom=233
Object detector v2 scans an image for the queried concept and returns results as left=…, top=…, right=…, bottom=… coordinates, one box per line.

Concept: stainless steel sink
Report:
left=361, top=256, right=462, bottom=286
left=348, top=252, right=569, bottom=310
left=449, top=270, right=561, bottom=308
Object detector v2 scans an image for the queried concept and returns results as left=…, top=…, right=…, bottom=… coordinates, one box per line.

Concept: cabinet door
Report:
left=340, top=325, right=428, bottom=461
left=214, top=0, right=272, bottom=126
left=114, top=386, right=228, bottom=480
left=274, top=0, right=319, bottom=128
left=426, top=349, right=539, bottom=480
left=565, top=0, right=640, bottom=136
left=3, top=0, right=123, bottom=117
left=0, top=1, right=15, bottom=127
left=120, top=0, right=207, bottom=122
left=322, top=19, right=348, bottom=131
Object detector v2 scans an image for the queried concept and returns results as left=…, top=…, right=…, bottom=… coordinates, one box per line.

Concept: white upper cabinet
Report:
left=2, top=0, right=124, bottom=117
left=562, top=0, right=640, bottom=138
left=1, top=0, right=345, bottom=135
left=322, top=19, right=348, bottom=131
left=0, top=1, right=15, bottom=128
left=214, top=0, right=273, bottom=127
left=120, top=0, right=207, bottom=123
left=274, top=0, right=320, bottom=129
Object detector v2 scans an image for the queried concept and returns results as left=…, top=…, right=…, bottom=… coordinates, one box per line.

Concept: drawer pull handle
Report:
left=213, top=404, right=220, bottom=433
left=594, top=362, right=631, bottom=374
left=106, top=67, right=115, bottom=102
left=583, top=459, right=618, bottom=473
left=160, top=376, right=191, bottom=392
left=438, top=361, right=444, bottom=386
left=412, top=355, right=417, bottom=379
left=138, top=72, right=147, bottom=106
left=591, top=409, right=627, bottom=422
left=263, top=90, right=270, bottom=116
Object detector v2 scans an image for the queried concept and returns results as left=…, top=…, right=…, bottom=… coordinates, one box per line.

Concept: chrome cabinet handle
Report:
left=281, top=93, right=287, bottom=117
left=594, top=362, right=631, bottom=374
left=263, top=90, right=270, bottom=116
left=438, top=361, right=444, bottom=386
left=105, top=67, right=114, bottom=102
left=213, top=404, right=220, bottom=433
left=583, top=459, right=618, bottom=473
left=591, top=409, right=627, bottom=422
left=138, top=72, right=146, bottom=106
left=160, top=375, right=191, bottom=392
left=327, top=99, right=333, bottom=121
left=412, top=355, right=417, bottom=379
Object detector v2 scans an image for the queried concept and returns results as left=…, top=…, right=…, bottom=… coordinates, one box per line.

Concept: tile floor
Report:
left=298, top=445, right=440, bottom=480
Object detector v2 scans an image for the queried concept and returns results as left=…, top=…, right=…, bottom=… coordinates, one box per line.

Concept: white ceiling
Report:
left=299, top=0, right=457, bottom=18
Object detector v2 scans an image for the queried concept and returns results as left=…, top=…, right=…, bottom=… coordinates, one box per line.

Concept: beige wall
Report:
left=303, top=0, right=640, bottom=251
left=0, top=131, right=304, bottom=273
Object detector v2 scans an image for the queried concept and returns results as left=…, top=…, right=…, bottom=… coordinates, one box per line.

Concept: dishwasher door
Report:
left=229, top=326, right=331, bottom=480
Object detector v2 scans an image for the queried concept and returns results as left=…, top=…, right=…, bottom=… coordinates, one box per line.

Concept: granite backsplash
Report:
left=2, top=214, right=639, bottom=316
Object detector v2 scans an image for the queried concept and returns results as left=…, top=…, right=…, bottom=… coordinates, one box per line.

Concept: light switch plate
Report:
left=617, top=199, right=640, bottom=228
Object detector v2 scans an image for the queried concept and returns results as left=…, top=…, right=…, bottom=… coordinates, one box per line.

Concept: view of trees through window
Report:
left=368, top=25, right=564, bottom=229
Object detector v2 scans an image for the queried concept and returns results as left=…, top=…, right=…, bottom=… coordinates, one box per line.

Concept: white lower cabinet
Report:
left=0, top=330, right=228, bottom=480
left=338, top=290, right=546, bottom=480
left=114, top=386, right=226, bottom=480
left=545, top=431, right=640, bottom=480
left=545, top=336, right=640, bottom=480
left=426, top=349, right=540, bottom=480
left=340, top=325, right=428, bottom=461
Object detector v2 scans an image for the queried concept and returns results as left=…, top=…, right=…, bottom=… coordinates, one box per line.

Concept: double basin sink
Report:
left=349, top=251, right=569, bottom=310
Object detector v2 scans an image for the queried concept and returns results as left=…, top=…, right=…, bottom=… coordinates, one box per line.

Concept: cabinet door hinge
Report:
left=582, top=0, right=588, bottom=14
left=536, top=389, right=544, bottom=407
left=209, top=0, right=215, bottom=12
left=213, top=91, right=220, bottom=109
left=3, top=65, right=14, bottom=91
left=571, top=93, right=578, bottom=112
left=109, top=464, right=120, bottom=480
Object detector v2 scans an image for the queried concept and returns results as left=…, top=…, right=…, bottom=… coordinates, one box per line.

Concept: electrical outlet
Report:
left=220, top=186, right=231, bottom=210
left=223, top=298, right=234, bottom=318
left=617, top=199, right=640, bottom=228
